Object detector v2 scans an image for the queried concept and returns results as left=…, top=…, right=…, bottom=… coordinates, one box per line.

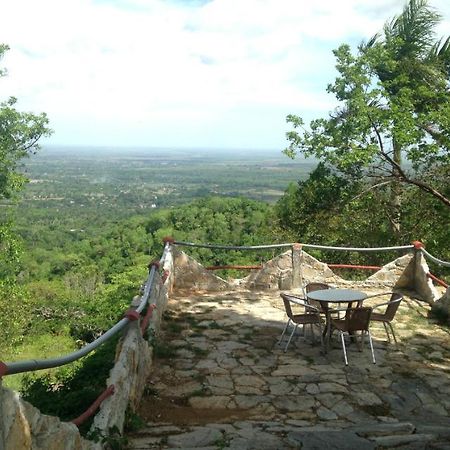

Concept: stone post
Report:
left=412, top=241, right=439, bottom=304
left=291, top=243, right=302, bottom=289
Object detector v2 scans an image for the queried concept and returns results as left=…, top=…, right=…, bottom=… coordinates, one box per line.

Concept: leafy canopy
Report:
left=285, top=0, right=450, bottom=208
left=0, top=45, right=52, bottom=200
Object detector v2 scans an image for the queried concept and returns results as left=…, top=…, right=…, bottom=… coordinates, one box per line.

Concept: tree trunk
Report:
left=390, top=139, right=402, bottom=235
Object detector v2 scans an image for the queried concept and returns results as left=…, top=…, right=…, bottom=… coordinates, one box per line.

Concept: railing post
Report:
left=412, top=240, right=424, bottom=285
left=291, top=243, right=302, bottom=288
left=411, top=240, right=438, bottom=303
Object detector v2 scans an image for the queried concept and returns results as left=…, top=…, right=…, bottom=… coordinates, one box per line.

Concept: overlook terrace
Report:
left=0, top=241, right=449, bottom=449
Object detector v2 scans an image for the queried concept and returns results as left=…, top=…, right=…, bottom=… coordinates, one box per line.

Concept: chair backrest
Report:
left=384, top=293, right=403, bottom=321
left=305, top=283, right=330, bottom=310
left=306, top=282, right=330, bottom=293
left=280, top=294, right=294, bottom=319
left=345, top=307, right=372, bottom=332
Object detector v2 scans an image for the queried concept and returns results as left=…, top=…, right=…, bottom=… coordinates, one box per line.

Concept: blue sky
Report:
left=1, top=0, right=449, bottom=150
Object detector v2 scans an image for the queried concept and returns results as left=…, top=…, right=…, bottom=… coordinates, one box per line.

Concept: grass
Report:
left=2, top=333, right=78, bottom=391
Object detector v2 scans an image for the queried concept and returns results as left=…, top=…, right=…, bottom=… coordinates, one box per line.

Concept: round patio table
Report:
left=306, top=288, right=368, bottom=352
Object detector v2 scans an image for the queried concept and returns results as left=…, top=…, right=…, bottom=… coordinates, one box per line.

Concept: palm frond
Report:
left=385, top=0, right=441, bottom=57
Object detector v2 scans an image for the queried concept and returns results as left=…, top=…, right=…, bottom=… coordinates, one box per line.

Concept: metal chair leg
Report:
left=382, top=322, right=391, bottom=342
left=284, top=324, right=298, bottom=352
left=368, top=331, right=376, bottom=364
left=339, top=331, right=348, bottom=365
left=278, top=319, right=291, bottom=345
left=310, top=323, right=315, bottom=343
left=388, top=322, right=398, bottom=345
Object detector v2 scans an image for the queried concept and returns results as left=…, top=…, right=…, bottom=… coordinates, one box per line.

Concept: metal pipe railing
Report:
left=1, top=260, right=159, bottom=377
left=421, top=248, right=450, bottom=268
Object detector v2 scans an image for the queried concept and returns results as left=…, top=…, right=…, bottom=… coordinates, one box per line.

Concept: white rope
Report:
left=421, top=248, right=450, bottom=267
left=301, top=243, right=414, bottom=252
left=174, top=240, right=414, bottom=253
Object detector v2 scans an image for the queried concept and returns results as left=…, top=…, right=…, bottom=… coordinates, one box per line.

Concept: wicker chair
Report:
left=278, top=293, right=324, bottom=352
left=330, top=307, right=376, bottom=365
left=305, top=282, right=331, bottom=311
left=368, top=292, right=403, bottom=344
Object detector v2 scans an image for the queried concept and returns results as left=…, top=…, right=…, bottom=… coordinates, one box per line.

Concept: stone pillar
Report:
left=291, top=243, right=303, bottom=289
left=412, top=241, right=439, bottom=304
left=431, top=287, right=450, bottom=324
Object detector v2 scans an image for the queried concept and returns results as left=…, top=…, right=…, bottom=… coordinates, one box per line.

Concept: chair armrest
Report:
left=281, top=293, right=308, bottom=307
left=372, top=298, right=402, bottom=309
left=364, top=292, right=394, bottom=299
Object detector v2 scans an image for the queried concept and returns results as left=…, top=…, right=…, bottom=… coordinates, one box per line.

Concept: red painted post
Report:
left=427, top=272, right=449, bottom=289
left=0, top=361, right=8, bottom=378
left=140, top=304, right=157, bottom=335
left=124, top=309, right=140, bottom=321
left=71, top=385, right=115, bottom=426
left=412, top=240, right=424, bottom=249
left=148, top=260, right=160, bottom=270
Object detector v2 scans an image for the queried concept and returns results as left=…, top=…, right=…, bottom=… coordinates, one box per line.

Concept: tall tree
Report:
left=0, top=44, right=52, bottom=350
left=0, top=45, right=52, bottom=201
left=285, top=0, right=450, bottom=234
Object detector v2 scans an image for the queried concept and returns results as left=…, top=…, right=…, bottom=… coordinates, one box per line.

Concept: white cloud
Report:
left=0, top=0, right=448, bottom=148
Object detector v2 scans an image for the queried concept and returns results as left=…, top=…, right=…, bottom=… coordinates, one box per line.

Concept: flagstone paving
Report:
left=127, top=288, right=450, bottom=449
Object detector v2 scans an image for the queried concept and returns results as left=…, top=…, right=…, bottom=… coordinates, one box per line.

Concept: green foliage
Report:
left=0, top=45, right=52, bottom=201
left=275, top=161, right=449, bottom=269
left=0, top=43, right=52, bottom=355
left=88, top=426, right=128, bottom=450
left=145, top=196, right=279, bottom=271
left=20, top=335, right=119, bottom=429
left=285, top=0, right=450, bottom=211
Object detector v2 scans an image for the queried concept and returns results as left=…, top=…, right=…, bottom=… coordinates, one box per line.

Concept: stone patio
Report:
left=127, top=287, right=450, bottom=449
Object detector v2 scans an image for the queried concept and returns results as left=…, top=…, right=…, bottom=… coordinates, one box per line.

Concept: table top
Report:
left=306, top=288, right=367, bottom=303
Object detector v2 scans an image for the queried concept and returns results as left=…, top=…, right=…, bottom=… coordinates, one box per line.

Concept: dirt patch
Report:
left=138, top=395, right=251, bottom=425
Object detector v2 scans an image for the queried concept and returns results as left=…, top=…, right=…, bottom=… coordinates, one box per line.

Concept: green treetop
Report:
left=285, top=0, right=450, bottom=221
left=0, top=44, right=52, bottom=200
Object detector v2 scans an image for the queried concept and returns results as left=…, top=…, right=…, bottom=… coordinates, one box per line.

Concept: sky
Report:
left=1, top=0, right=449, bottom=150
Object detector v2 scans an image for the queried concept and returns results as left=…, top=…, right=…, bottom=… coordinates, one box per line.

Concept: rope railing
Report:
left=421, top=248, right=450, bottom=268
left=0, top=243, right=170, bottom=378
left=172, top=239, right=449, bottom=287
left=173, top=241, right=293, bottom=250
left=173, top=240, right=414, bottom=253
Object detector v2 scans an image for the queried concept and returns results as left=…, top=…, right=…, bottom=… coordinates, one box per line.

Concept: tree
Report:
left=0, top=44, right=52, bottom=201
left=0, top=44, right=52, bottom=351
left=285, top=0, right=450, bottom=234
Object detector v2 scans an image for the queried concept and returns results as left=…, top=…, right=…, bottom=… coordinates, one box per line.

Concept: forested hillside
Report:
left=1, top=0, right=449, bottom=432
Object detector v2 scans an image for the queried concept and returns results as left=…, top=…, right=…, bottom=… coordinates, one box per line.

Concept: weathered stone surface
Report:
left=92, top=322, right=152, bottom=434
left=243, top=249, right=342, bottom=291
left=271, top=365, right=316, bottom=377
left=172, top=248, right=230, bottom=291
left=287, top=430, right=376, bottom=449
left=370, top=433, right=435, bottom=447
left=166, top=427, right=223, bottom=448
left=234, top=395, right=270, bottom=409
left=272, top=395, right=315, bottom=412
left=431, top=287, right=450, bottom=325
left=0, top=387, right=96, bottom=450
left=352, top=422, right=415, bottom=437
left=230, top=430, right=286, bottom=449
left=317, top=406, right=338, bottom=420
left=188, top=396, right=232, bottom=409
